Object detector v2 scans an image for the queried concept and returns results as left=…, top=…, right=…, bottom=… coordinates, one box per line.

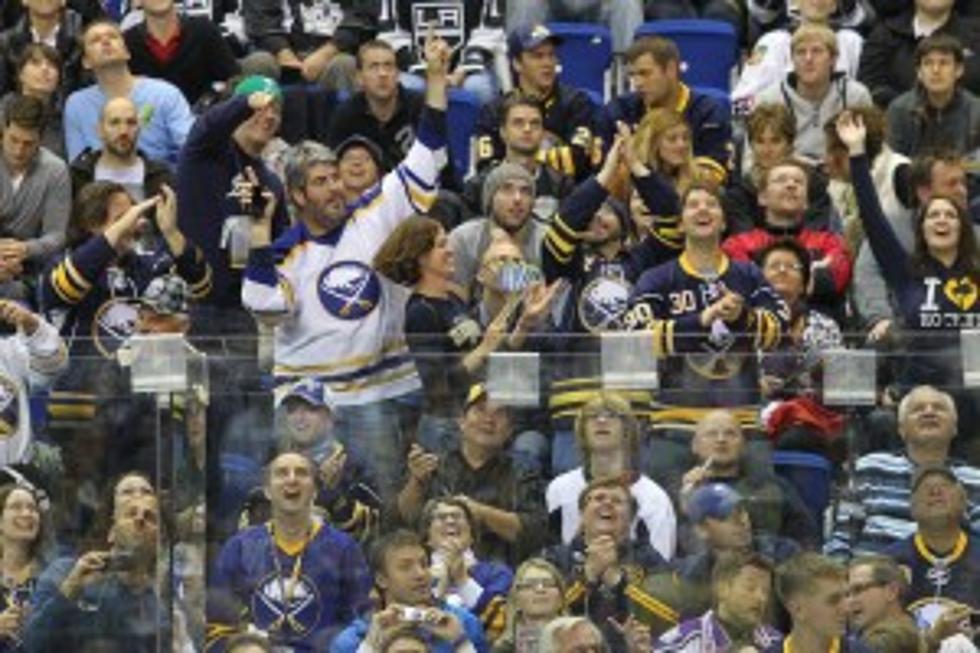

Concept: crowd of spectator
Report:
left=0, top=0, right=977, bottom=651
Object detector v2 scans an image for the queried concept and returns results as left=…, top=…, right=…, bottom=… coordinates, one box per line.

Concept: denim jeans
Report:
left=335, top=397, right=412, bottom=502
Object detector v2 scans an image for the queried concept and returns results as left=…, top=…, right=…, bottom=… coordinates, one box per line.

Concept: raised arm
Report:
left=354, top=31, right=450, bottom=241
left=836, top=111, right=912, bottom=290
left=542, top=133, right=624, bottom=282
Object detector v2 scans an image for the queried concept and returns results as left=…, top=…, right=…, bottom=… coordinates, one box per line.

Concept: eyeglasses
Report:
left=765, top=262, right=804, bottom=273
left=847, top=581, right=885, bottom=597
left=516, top=578, right=559, bottom=591
left=584, top=409, right=623, bottom=421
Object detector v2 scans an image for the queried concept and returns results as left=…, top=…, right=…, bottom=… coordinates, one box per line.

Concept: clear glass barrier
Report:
left=19, top=325, right=980, bottom=650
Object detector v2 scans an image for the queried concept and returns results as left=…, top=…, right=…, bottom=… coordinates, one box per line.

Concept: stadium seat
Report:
left=219, top=452, right=263, bottom=529
left=771, top=450, right=833, bottom=525
left=547, top=22, right=614, bottom=101
left=447, top=88, right=481, bottom=183
left=280, top=85, right=342, bottom=145
left=694, top=85, right=732, bottom=115
left=634, top=19, right=737, bottom=92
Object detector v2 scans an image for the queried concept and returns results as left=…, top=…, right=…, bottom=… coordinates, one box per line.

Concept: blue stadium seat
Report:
left=547, top=22, right=613, bottom=101
left=219, top=452, right=263, bottom=528
left=772, top=450, right=833, bottom=525
left=447, top=88, right=481, bottom=183
left=694, top=85, right=732, bottom=116
left=634, top=19, right=737, bottom=92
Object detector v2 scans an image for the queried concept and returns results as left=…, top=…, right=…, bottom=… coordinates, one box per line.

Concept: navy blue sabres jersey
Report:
left=623, top=253, right=787, bottom=406
left=886, top=532, right=980, bottom=625
left=540, top=177, right=677, bottom=423
left=40, top=234, right=211, bottom=358
left=206, top=520, right=373, bottom=652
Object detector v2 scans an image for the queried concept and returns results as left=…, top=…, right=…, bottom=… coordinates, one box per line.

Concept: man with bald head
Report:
left=673, top=409, right=818, bottom=548
left=826, top=385, right=980, bottom=558
left=69, top=96, right=173, bottom=200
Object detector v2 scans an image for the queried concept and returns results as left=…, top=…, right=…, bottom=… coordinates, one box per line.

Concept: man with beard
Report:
left=69, top=97, right=173, bottom=200
left=448, top=162, right=544, bottom=300
left=207, top=452, right=373, bottom=652
left=24, top=494, right=167, bottom=652
left=654, top=552, right=781, bottom=652
left=64, top=19, right=194, bottom=166
left=242, top=35, right=451, bottom=502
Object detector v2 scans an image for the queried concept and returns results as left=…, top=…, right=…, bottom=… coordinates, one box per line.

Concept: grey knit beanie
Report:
left=481, top=162, right=536, bottom=216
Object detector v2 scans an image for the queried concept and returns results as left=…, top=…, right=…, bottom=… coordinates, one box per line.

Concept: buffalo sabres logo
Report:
left=578, top=277, right=631, bottom=333
left=0, top=376, right=18, bottom=441
left=252, top=572, right=321, bottom=637
left=687, top=322, right=742, bottom=380
left=908, top=596, right=967, bottom=630
left=318, top=262, right=381, bottom=320
left=92, top=298, right=141, bottom=358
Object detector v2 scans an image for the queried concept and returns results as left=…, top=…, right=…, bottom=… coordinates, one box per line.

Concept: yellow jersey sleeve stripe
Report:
left=51, top=265, right=83, bottom=303
left=544, top=237, right=573, bottom=264
left=64, top=257, right=91, bottom=290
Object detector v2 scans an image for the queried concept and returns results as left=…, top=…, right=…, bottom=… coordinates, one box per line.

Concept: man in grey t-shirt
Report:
left=0, top=94, right=70, bottom=300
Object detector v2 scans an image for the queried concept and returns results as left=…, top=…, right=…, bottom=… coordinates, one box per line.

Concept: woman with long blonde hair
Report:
left=622, top=116, right=715, bottom=262
left=632, top=108, right=703, bottom=196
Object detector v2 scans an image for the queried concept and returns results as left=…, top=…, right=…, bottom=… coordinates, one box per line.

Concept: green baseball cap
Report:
left=233, top=75, right=283, bottom=102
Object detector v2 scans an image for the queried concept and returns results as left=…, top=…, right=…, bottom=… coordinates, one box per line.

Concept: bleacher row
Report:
left=274, top=19, right=742, bottom=184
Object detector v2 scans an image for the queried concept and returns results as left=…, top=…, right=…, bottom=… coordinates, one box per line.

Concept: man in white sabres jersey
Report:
left=241, top=33, right=451, bottom=500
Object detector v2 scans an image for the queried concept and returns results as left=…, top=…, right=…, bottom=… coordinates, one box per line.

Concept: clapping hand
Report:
left=406, top=443, right=439, bottom=486
left=519, top=279, right=564, bottom=328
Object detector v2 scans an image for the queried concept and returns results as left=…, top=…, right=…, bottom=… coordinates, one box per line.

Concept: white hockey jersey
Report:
left=242, top=113, right=447, bottom=406
left=0, top=319, right=68, bottom=465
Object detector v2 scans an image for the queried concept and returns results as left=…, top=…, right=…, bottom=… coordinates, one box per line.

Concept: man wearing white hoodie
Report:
left=754, top=23, right=871, bottom=166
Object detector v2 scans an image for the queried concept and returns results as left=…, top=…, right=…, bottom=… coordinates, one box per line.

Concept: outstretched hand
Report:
left=835, top=111, right=867, bottom=156
left=423, top=26, right=452, bottom=79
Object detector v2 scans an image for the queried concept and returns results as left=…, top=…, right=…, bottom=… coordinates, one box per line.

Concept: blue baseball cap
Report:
left=278, top=378, right=337, bottom=412
left=685, top=483, right=743, bottom=523
left=507, top=23, right=562, bottom=60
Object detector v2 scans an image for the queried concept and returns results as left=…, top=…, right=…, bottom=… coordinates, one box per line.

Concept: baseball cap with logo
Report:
left=465, top=383, right=489, bottom=410
left=278, top=378, right=337, bottom=412
left=507, top=24, right=562, bottom=60
left=140, top=275, right=189, bottom=315
left=685, top=483, right=743, bottom=523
